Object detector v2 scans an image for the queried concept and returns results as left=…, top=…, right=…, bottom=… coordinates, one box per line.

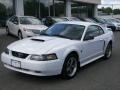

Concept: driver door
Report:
left=80, top=25, right=105, bottom=65
left=10, top=16, right=19, bottom=36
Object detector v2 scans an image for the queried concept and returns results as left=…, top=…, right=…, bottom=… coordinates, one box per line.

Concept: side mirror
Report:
left=13, top=21, right=18, bottom=25
left=84, top=35, right=94, bottom=41
left=107, top=28, right=112, bottom=31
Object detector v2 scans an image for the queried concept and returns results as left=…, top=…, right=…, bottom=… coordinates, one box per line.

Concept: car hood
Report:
left=111, top=23, right=120, bottom=26
left=8, top=36, right=77, bottom=55
left=20, top=24, right=48, bottom=31
left=106, top=23, right=115, bottom=26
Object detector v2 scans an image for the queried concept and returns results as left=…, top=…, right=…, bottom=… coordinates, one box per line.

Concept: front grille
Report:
left=12, top=51, right=29, bottom=59
left=32, top=30, right=40, bottom=34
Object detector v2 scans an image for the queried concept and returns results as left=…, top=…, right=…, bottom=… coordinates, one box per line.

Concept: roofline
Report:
left=73, top=0, right=101, bottom=4
left=57, top=21, right=98, bottom=26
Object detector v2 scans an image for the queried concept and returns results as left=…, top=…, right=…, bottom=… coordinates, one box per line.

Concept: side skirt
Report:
left=80, top=55, right=104, bottom=67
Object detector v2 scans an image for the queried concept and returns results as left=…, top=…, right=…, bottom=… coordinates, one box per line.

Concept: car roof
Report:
left=57, top=21, right=98, bottom=27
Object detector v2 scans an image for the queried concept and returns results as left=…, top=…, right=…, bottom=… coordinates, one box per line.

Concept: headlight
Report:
left=5, top=48, right=9, bottom=54
left=23, top=28, right=32, bottom=32
left=30, top=53, right=58, bottom=61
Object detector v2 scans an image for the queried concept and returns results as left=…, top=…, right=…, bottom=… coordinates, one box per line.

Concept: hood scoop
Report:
left=31, top=38, right=45, bottom=42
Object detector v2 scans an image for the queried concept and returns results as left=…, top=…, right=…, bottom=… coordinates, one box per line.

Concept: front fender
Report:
left=62, top=47, right=80, bottom=61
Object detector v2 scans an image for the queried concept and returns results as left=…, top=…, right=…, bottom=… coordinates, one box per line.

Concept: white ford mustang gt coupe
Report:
left=6, top=16, right=48, bottom=39
left=1, top=21, right=114, bottom=79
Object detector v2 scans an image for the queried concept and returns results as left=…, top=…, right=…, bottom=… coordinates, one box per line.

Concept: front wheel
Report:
left=6, top=27, right=10, bottom=35
left=62, top=54, right=78, bottom=79
left=104, top=43, right=112, bottom=59
left=18, top=31, right=23, bottom=40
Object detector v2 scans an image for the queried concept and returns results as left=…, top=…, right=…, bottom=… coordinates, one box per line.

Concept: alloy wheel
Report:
left=66, top=57, right=78, bottom=77
left=106, top=44, right=112, bottom=58
left=18, top=31, right=23, bottom=39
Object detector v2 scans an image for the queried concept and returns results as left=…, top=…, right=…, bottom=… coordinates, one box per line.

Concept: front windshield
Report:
left=40, top=24, right=85, bottom=40
left=20, top=17, right=42, bottom=25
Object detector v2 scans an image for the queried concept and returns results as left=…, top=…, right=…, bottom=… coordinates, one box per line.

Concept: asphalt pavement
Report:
left=0, top=28, right=120, bottom=90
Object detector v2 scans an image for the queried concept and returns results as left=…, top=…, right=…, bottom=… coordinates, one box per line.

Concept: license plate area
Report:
left=11, top=60, right=21, bottom=68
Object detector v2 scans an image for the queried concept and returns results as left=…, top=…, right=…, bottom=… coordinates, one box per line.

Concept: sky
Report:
left=102, top=0, right=120, bottom=4
left=0, top=0, right=120, bottom=9
left=0, top=0, right=13, bottom=7
left=99, top=0, right=120, bottom=9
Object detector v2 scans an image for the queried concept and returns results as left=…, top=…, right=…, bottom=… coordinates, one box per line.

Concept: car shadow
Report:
left=9, top=57, right=107, bottom=82
left=11, top=71, right=65, bottom=83
left=79, top=58, right=106, bottom=71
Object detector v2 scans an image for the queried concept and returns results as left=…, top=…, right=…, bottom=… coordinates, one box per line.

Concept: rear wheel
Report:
left=104, top=43, right=112, bottom=59
left=18, top=31, right=23, bottom=39
left=6, top=27, right=10, bottom=35
left=62, top=54, right=78, bottom=79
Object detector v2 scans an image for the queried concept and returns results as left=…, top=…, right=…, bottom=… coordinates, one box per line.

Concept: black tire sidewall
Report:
left=6, top=27, right=9, bottom=35
left=104, top=43, right=112, bottom=59
left=18, top=31, right=23, bottom=39
left=62, top=54, right=78, bottom=79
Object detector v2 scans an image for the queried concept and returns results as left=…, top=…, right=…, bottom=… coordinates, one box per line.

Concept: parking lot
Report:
left=0, top=28, right=120, bottom=90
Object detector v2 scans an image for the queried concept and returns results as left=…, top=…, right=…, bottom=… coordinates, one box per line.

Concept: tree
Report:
left=100, top=7, right=113, bottom=15
left=101, top=7, right=105, bottom=11
left=113, top=9, right=120, bottom=15
left=103, top=7, right=112, bottom=15
left=0, top=3, right=7, bottom=17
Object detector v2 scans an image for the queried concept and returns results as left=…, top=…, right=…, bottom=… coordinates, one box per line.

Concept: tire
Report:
left=6, top=27, right=10, bottom=35
left=114, top=27, right=116, bottom=31
left=18, top=31, right=23, bottom=39
left=103, top=43, right=112, bottom=59
left=62, top=54, right=78, bottom=79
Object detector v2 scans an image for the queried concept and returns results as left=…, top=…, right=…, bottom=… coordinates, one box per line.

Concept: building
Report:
left=0, top=0, right=101, bottom=19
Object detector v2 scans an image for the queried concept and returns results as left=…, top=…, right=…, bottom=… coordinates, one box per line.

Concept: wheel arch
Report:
left=66, top=51, right=79, bottom=60
left=64, top=50, right=80, bottom=66
left=109, top=40, right=112, bottom=46
left=18, top=29, right=23, bottom=36
left=18, top=29, right=21, bottom=33
left=61, top=50, right=80, bottom=78
left=104, top=40, right=113, bottom=52
left=18, top=29, right=23, bottom=39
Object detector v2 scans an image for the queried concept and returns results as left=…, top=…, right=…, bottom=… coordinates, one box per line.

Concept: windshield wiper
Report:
left=40, top=33, right=50, bottom=36
left=52, top=35, right=72, bottom=40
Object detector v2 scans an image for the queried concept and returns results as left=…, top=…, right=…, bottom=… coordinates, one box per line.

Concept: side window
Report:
left=12, top=17, right=19, bottom=24
left=13, top=17, right=18, bottom=22
left=98, top=26, right=104, bottom=35
left=85, top=25, right=99, bottom=38
left=9, top=16, right=15, bottom=22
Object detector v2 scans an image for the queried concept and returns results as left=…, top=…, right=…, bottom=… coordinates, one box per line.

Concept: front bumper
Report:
left=1, top=53, right=64, bottom=76
left=107, top=26, right=116, bottom=31
left=22, top=31, right=39, bottom=38
left=116, top=26, right=120, bottom=30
